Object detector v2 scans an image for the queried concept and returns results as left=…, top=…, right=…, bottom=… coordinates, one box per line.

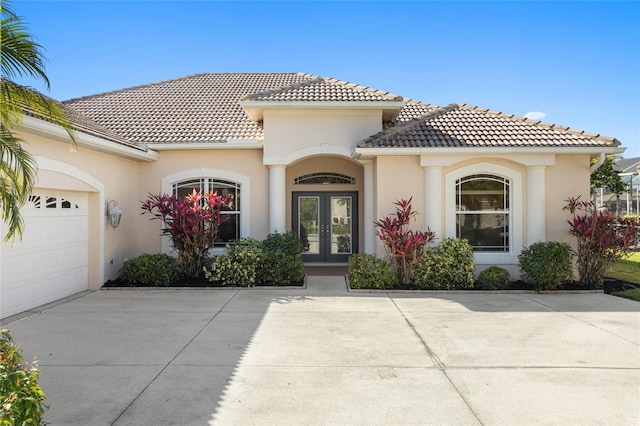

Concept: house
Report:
left=0, top=73, right=625, bottom=318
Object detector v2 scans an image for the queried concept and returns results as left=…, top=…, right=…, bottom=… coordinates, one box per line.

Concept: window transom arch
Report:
left=294, top=172, right=355, bottom=185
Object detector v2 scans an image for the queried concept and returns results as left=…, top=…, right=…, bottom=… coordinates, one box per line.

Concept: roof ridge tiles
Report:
left=64, top=72, right=314, bottom=103
left=243, top=75, right=404, bottom=102
left=322, top=76, right=404, bottom=101
left=241, top=77, right=324, bottom=101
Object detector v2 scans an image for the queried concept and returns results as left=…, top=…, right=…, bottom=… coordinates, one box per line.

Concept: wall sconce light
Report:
left=106, top=200, right=122, bottom=229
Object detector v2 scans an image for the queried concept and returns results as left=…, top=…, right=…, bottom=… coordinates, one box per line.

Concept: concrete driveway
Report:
left=3, top=277, right=639, bottom=425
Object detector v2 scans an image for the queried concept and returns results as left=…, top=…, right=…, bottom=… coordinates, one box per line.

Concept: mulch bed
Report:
left=103, top=276, right=637, bottom=293
left=102, top=276, right=305, bottom=288
left=603, top=278, right=640, bottom=294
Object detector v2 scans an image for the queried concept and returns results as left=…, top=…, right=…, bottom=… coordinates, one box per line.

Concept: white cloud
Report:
left=524, top=111, right=547, bottom=121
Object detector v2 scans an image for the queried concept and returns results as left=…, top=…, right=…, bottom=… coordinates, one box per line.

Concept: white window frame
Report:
left=161, top=169, right=250, bottom=255
left=445, top=163, right=522, bottom=265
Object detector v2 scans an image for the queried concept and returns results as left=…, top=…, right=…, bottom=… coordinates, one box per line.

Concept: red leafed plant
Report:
left=141, top=189, right=229, bottom=277
left=563, top=196, right=639, bottom=288
left=374, top=198, right=436, bottom=284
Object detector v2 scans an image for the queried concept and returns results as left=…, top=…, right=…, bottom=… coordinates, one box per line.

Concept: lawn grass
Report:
left=605, top=251, right=640, bottom=285
left=611, top=288, right=640, bottom=302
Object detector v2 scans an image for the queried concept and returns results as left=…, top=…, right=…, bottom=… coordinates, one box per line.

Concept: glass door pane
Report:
left=330, top=196, right=352, bottom=255
left=299, top=197, right=320, bottom=254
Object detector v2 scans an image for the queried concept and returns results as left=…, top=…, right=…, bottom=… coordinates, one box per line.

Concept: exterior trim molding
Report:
left=241, top=100, right=406, bottom=121
left=421, top=154, right=557, bottom=168
left=355, top=146, right=624, bottom=159
left=152, top=140, right=263, bottom=150
left=264, top=144, right=353, bottom=166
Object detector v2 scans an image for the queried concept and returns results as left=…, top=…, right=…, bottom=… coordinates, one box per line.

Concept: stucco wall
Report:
left=545, top=154, right=591, bottom=245
left=263, top=109, right=382, bottom=163
left=373, top=156, right=425, bottom=257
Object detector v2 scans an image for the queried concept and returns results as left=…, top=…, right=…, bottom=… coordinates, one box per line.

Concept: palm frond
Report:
left=0, top=124, right=36, bottom=243
left=1, top=78, right=75, bottom=139
left=0, top=1, right=76, bottom=243
left=1, top=2, right=50, bottom=87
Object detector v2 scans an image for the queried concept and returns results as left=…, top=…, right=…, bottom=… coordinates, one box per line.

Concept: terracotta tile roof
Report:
left=384, top=99, right=439, bottom=129
left=242, top=77, right=404, bottom=102
left=22, top=100, right=147, bottom=151
left=64, top=73, right=432, bottom=145
left=64, top=73, right=319, bottom=144
left=359, top=103, right=621, bottom=149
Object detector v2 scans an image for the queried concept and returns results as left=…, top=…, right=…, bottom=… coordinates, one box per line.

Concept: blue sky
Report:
left=11, top=1, right=640, bottom=158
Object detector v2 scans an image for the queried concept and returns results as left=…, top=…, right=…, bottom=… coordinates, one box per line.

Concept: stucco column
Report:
left=269, top=165, right=287, bottom=233
left=423, top=166, right=443, bottom=241
left=362, top=160, right=375, bottom=254
left=526, top=165, right=546, bottom=245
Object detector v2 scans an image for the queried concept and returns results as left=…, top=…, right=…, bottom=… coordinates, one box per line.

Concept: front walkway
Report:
left=3, top=277, right=640, bottom=425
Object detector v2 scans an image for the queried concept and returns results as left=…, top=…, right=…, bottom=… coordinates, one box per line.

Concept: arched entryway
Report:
left=286, top=156, right=364, bottom=263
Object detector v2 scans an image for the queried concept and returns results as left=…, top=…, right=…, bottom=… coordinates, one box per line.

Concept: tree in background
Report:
left=1, top=1, right=75, bottom=243
left=591, top=155, right=626, bottom=196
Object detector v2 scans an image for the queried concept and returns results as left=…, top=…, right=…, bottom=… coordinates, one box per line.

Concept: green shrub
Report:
left=118, top=254, right=183, bottom=286
left=413, top=238, right=475, bottom=289
left=476, top=266, right=510, bottom=290
left=202, top=232, right=305, bottom=286
left=1, top=329, right=47, bottom=424
left=203, top=238, right=264, bottom=287
left=261, top=232, right=305, bottom=285
left=518, top=241, right=574, bottom=291
left=348, top=254, right=397, bottom=289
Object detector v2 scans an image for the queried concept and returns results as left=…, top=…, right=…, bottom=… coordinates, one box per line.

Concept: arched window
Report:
left=294, top=172, right=355, bottom=185
left=455, top=174, right=510, bottom=252
left=172, top=178, right=241, bottom=244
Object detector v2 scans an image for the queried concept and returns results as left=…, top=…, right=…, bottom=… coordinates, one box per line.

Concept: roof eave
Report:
left=240, top=100, right=406, bottom=122
left=353, top=145, right=626, bottom=160
left=20, top=115, right=159, bottom=162
left=151, top=139, right=263, bottom=150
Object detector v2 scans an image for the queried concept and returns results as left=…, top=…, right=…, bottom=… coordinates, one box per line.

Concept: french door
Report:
left=292, top=192, right=358, bottom=263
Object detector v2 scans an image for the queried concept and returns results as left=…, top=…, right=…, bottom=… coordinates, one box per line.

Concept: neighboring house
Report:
left=0, top=73, right=626, bottom=318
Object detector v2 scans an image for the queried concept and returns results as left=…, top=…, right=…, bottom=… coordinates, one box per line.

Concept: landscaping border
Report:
left=345, top=277, right=603, bottom=294
left=100, top=276, right=308, bottom=291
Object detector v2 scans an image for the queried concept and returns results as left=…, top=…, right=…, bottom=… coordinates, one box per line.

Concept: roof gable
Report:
left=240, top=77, right=407, bottom=122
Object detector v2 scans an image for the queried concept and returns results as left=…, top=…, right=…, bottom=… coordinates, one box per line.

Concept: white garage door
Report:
left=1, top=189, right=89, bottom=319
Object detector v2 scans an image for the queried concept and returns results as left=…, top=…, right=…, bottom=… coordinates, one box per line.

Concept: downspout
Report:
left=590, top=152, right=606, bottom=172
